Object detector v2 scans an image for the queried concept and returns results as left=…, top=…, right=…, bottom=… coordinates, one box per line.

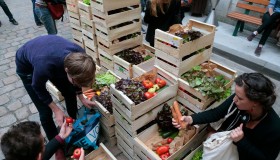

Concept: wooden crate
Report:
left=183, top=145, right=203, bottom=160
left=112, top=98, right=175, bottom=137
left=85, top=45, right=99, bottom=64
left=155, top=47, right=212, bottom=77
left=113, top=44, right=155, bottom=79
left=66, top=0, right=78, bottom=4
left=73, top=38, right=84, bottom=48
left=78, top=1, right=92, bottom=20
left=46, top=81, right=64, bottom=101
left=83, top=33, right=97, bottom=51
left=71, top=24, right=82, bottom=42
left=154, top=19, right=215, bottom=59
left=67, top=3, right=79, bottom=14
left=69, top=11, right=81, bottom=26
left=97, top=33, right=142, bottom=55
left=115, top=127, right=135, bottom=159
left=110, top=66, right=178, bottom=120
left=81, top=17, right=95, bottom=34
left=91, top=0, right=139, bottom=13
left=98, top=48, right=114, bottom=71
left=134, top=124, right=207, bottom=160
left=177, top=60, right=237, bottom=112
left=85, top=143, right=117, bottom=160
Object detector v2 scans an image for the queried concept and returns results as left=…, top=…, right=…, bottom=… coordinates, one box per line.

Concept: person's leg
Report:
left=35, top=6, right=57, bottom=34
left=51, top=79, right=77, bottom=119
left=17, top=73, right=58, bottom=141
left=0, top=0, right=18, bottom=25
left=31, top=0, right=42, bottom=26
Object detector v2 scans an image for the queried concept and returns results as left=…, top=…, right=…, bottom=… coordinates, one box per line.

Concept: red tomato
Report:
left=157, top=79, right=167, bottom=88
left=165, top=152, right=170, bottom=157
left=156, top=146, right=169, bottom=155
left=142, top=80, right=154, bottom=89
left=155, top=78, right=162, bottom=84
left=144, top=92, right=154, bottom=99
left=153, top=92, right=157, bottom=97
left=66, top=117, right=74, bottom=124
left=160, top=153, right=168, bottom=160
left=167, top=138, right=173, bottom=144
left=72, top=148, right=81, bottom=159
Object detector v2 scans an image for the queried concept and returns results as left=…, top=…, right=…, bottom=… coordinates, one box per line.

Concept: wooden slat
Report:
left=227, top=12, right=262, bottom=25
left=237, top=2, right=267, bottom=13
left=244, top=0, right=269, bottom=6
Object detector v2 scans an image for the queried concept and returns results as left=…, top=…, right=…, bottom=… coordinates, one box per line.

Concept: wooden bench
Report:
left=227, top=0, right=269, bottom=36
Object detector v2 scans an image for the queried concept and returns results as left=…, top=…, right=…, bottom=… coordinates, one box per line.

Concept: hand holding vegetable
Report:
left=170, top=101, right=188, bottom=129
left=172, top=115, right=193, bottom=129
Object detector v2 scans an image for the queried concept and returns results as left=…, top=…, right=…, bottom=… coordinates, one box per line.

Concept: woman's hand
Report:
left=54, top=109, right=65, bottom=127
left=78, top=94, right=96, bottom=109
left=172, top=115, right=193, bottom=129
left=71, top=148, right=85, bottom=160
left=58, top=121, right=73, bottom=139
left=230, top=123, right=244, bottom=142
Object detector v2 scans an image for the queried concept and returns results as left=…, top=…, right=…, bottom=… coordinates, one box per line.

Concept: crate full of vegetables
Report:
left=85, top=143, right=117, bottom=160
left=183, top=145, right=203, bottom=160
left=178, top=60, right=237, bottom=113
left=97, top=32, right=142, bottom=55
left=113, top=44, right=155, bottom=79
left=98, top=48, right=114, bottom=71
left=110, top=66, right=178, bottom=120
left=78, top=1, right=92, bottom=20
left=81, top=16, right=95, bottom=36
left=115, top=126, right=135, bottom=159
left=133, top=101, right=207, bottom=160
left=91, top=0, right=139, bottom=14
left=154, top=19, right=215, bottom=58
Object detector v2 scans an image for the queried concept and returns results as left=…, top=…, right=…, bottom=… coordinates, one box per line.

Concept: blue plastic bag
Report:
left=65, top=107, right=101, bottom=150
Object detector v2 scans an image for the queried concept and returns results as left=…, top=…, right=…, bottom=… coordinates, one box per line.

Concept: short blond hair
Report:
left=64, top=52, right=96, bottom=87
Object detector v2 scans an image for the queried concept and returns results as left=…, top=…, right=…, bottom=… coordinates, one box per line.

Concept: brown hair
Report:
left=150, top=0, right=172, bottom=17
left=64, top=52, right=96, bottom=87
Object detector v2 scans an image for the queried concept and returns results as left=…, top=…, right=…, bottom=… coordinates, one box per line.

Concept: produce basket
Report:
left=78, top=1, right=92, bottom=20
left=110, top=65, right=178, bottom=120
left=183, top=145, right=203, bottom=160
left=91, top=0, right=139, bottom=13
left=85, top=143, right=117, bottom=160
left=113, top=44, right=155, bottom=79
left=115, top=126, right=135, bottom=159
left=178, top=60, right=237, bottom=113
left=154, top=19, right=215, bottom=58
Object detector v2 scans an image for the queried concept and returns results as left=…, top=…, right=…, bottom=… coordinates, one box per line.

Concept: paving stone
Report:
left=29, top=103, right=38, bottom=114
left=0, top=72, right=6, bottom=80
left=0, top=81, right=3, bottom=87
left=9, top=61, right=16, bottom=68
left=0, top=107, right=8, bottom=117
left=10, top=87, right=26, bottom=99
left=0, top=58, right=11, bottom=65
left=11, top=41, right=20, bottom=47
left=21, top=94, right=32, bottom=105
left=0, top=126, right=10, bottom=139
left=0, top=84, right=15, bottom=95
left=15, top=80, right=24, bottom=88
left=0, top=94, right=10, bottom=106
left=2, top=75, right=18, bottom=85
left=28, top=113, right=41, bottom=123
left=7, top=100, right=22, bottom=111
left=0, top=65, right=9, bottom=72
left=15, top=106, right=30, bottom=120
left=4, top=68, right=16, bottom=76
left=4, top=51, right=16, bottom=58
left=0, top=114, right=17, bottom=127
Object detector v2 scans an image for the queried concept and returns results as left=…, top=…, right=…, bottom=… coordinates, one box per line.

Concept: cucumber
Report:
left=162, top=131, right=175, bottom=138
left=170, top=130, right=179, bottom=139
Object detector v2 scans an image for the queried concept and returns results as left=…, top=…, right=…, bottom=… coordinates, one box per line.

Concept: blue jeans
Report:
left=35, top=6, right=57, bottom=34
left=31, top=0, right=42, bottom=25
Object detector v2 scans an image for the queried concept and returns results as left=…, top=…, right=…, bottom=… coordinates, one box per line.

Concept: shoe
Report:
left=55, top=148, right=66, bottom=160
left=254, top=46, right=262, bottom=57
left=9, top=19, right=18, bottom=25
left=247, top=33, right=256, bottom=41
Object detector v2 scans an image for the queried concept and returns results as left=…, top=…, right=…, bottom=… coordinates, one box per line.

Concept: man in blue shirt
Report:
left=15, top=35, right=96, bottom=159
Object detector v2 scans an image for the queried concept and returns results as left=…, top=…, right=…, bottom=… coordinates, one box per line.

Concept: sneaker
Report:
left=9, top=19, right=18, bottom=25
left=247, top=33, right=256, bottom=41
left=254, top=46, right=262, bottom=57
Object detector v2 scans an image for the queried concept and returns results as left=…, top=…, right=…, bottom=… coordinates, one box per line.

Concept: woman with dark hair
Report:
left=173, top=72, right=280, bottom=160
left=144, top=0, right=181, bottom=47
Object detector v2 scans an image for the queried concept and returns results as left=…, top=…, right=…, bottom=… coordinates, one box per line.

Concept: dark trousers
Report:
left=31, top=0, right=42, bottom=25
left=257, top=12, right=280, bottom=45
left=0, top=0, right=14, bottom=20
left=17, top=73, right=78, bottom=141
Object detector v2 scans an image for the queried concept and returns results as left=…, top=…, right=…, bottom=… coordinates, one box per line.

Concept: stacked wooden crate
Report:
left=78, top=1, right=99, bottom=64
left=66, top=0, right=83, bottom=47
left=110, top=66, right=178, bottom=159
left=91, top=0, right=143, bottom=71
left=113, top=44, right=155, bottom=79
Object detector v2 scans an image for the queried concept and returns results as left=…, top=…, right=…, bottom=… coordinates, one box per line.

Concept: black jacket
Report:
left=144, top=0, right=181, bottom=46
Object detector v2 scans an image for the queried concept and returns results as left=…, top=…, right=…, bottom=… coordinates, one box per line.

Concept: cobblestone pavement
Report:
left=0, top=0, right=280, bottom=160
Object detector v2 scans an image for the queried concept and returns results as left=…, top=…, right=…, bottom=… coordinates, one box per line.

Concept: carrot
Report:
left=173, top=101, right=187, bottom=129
left=84, top=93, right=95, bottom=97
left=171, top=105, right=178, bottom=124
left=83, top=89, right=94, bottom=94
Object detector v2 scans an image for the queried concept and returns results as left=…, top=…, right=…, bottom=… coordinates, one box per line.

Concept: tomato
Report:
left=144, top=92, right=154, bottom=99
left=142, top=80, right=154, bottom=89
left=160, top=153, right=168, bottom=160
left=156, top=146, right=169, bottom=155
left=72, top=148, right=81, bottom=159
left=165, top=152, right=170, bottom=157
left=157, top=79, right=167, bottom=88
left=153, top=92, right=157, bottom=97
left=66, top=117, right=74, bottom=124
left=155, top=78, right=162, bottom=84
left=167, top=138, right=173, bottom=144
